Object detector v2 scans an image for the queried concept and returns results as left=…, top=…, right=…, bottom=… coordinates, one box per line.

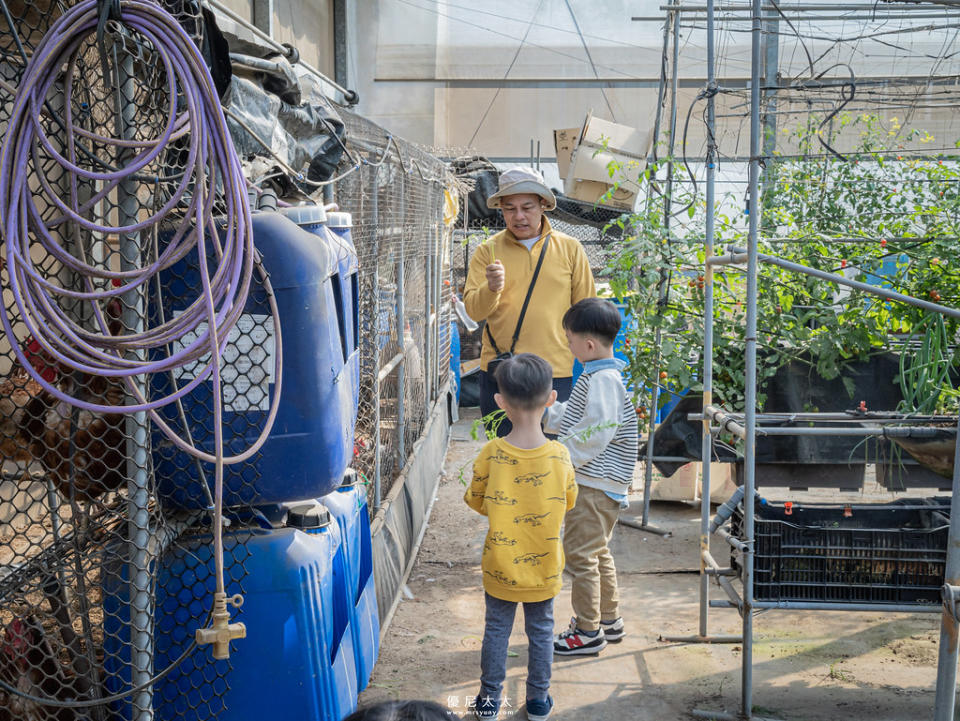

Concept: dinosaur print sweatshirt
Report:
left=465, top=438, right=577, bottom=602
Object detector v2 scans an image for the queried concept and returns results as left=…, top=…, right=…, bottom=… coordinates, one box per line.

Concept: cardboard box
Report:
left=645, top=462, right=738, bottom=504
left=558, top=110, right=651, bottom=211
left=565, top=179, right=637, bottom=210
left=553, top=127, right=580, bottom=180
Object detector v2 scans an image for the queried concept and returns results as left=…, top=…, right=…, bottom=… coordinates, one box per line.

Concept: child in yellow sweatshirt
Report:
left=464, top=354, right=577, bottom=721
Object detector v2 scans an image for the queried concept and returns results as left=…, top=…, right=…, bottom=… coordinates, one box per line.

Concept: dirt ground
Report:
left=358, top=409, right=948, bottom=720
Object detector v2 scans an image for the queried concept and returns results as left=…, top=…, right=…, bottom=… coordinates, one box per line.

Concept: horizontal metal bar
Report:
left=618, top=517, right=673, bottom=537
left=729, top=246, right=960, bottom=321
left=707, top=251, right=748, bottom=266
left=752, top=600, right=942, bottom=613
left=710, top=600, right=738, bottom=608
left=208, top=0, right=357, bottom=103
left=703, top=568, right=739, bottom=578
left=713, top=412, right=956, bottom=424
left=669, top=11, right=960, bottom=20
left=757, top=425, right=956, bottom=437
left=377, top=339, right=417, bottom=382
left=716, top=527, right=748, bottom=552
left=659, top=2, right=960, bottom=11
left=701, top=405, right=747, bottom=439
left=691, top=411, right=958, bottom=425
left=659, top=634, right=743, bottom=644
left=706, top=567, right=739, bottom=577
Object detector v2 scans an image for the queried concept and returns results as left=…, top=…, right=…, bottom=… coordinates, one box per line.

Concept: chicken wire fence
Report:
left=0, top=3, right=454, bottom=721
left=332, top=109, right=455, bottom=511
left=0, top=2, right=266, bottom=720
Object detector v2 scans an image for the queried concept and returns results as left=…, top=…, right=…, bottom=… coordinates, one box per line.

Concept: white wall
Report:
left=349, top=0, right=960, bottom=160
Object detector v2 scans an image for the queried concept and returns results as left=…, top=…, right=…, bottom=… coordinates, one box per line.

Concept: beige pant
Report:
left=562, top=485, right=621, bottom=632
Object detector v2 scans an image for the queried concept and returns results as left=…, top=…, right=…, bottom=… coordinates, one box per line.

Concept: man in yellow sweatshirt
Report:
left=463, top=167, right=596, bottom=437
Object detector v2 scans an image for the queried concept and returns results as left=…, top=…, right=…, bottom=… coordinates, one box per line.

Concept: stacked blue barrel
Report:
left=103, top=205, right=377, bottom=720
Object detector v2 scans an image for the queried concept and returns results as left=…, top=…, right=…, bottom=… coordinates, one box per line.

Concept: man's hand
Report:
left=485, top=260, right=505, bottom=293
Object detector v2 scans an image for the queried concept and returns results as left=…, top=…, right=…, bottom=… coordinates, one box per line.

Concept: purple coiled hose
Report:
left=0, top=0, right=282, bottom=685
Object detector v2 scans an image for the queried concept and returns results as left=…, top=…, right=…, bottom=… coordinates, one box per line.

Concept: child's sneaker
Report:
left=600, top=617, right=625, bottom=642
left=473, top=694, right=500, bottom=720
left=554, top=617, right=607, bottom=656
left=526, top=694, right=554, bottom=721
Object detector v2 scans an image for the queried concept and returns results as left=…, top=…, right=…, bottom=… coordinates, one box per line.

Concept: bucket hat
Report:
left=486, top=167, right=557, bottom=211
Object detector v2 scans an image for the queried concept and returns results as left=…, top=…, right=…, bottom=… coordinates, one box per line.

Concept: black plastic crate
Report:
left=730, top=498, right=950, bottom=605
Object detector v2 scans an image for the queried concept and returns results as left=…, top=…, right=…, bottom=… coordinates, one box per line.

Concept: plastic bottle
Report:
left=453, top=295, right=478, bottom=332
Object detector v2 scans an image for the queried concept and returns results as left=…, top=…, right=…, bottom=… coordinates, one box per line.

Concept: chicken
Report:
left=0, top=373, right=45, bottom=464
left=0, top=615, right=79, bottom=721
left=1, top=328, right=127, bottom=502
left=22, top=373, right=127, bottom=503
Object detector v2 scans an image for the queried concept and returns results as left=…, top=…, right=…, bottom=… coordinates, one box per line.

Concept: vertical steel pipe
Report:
left=423, top=184, right=433, bottom=406
left=641, top=10, right=681, bottom=530
left=699, top=0, right=718, bottom=641
left=741, top=0, right=764, bottom=714
left=372, top=168, right=383, bottom=510
left=396, top=174, right=407, bottom=461
left=116, top=48, right=153, bottom=721
left=932, top=413, right=960, bottom=720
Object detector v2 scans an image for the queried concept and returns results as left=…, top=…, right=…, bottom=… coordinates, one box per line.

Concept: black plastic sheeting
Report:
left=451, top=157, right=500, bottom=225
left=222, top=58, right=346, bottom=186
left=650, top=353, right=909, bottom=477
left=550, top=193, right=627, bottom=237
left=448, top=156, right=629, bottom=237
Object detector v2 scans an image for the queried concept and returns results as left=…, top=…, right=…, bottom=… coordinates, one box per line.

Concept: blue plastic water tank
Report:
left=153, top=209, right=358, bottom=507
left=327, top=211, right=360, bottom=376
left=321, top=470, right=380, bottom=691
left=283, top=206, right=360, bottom=429
left=101, top=507, right=358, bottom=721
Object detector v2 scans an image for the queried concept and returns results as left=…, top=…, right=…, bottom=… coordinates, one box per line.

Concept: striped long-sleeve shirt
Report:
left=543, top=358, right=638, bottom=495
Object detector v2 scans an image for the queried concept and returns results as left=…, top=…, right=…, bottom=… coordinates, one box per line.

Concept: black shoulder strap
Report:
left=484, top=234, right=551, bottom=356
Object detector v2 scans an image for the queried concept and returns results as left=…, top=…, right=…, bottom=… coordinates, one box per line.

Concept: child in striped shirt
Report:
left=543, top=298, right=639, bottom=656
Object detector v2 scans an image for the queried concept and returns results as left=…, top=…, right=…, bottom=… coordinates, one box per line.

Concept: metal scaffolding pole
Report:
left=740, top=0, right=763, bottom=716
left=650, top=1, right=960, bottom=715
left=661, top=0, right=740, bottom=647
left=700, top=0, right=717, bottom=635
left=114, top=46, right=154, bottom=721
left=932, top=416, right=960, bottom=720
left=637, top=9, right=677, bottom=539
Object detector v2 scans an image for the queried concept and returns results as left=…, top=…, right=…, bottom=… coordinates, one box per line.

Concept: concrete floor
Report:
left=358, top=410, right=948, bottom=720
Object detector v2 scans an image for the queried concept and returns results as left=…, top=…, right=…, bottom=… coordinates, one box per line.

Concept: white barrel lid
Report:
left=281, top=203, right=327, bottom=226
left=326, top=211, right=352, bottom=228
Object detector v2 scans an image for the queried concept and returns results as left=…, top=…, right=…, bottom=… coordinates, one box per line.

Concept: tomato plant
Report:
left=606, top=113, right=960, bottom=423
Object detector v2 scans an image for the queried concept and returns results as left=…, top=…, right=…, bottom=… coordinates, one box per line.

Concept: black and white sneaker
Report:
left=553, top=617, right=607, bottom=656
left=600, top=617, right=625, bottom=643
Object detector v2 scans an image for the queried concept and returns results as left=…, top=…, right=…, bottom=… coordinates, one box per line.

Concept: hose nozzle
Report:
left=196, top=592, right=245, bottom=660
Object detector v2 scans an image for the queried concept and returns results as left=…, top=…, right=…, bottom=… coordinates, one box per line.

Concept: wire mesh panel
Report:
left=0, top=3, right=258, bottom=720
left=0, top=4, right=455, bottom=721
left=331, top=110, right=455, bottom=509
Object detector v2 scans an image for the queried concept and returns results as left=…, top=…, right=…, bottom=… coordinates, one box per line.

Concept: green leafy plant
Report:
left=606, top=113, right=960, bottom=420
left=456, top=412, right=622, bottom=484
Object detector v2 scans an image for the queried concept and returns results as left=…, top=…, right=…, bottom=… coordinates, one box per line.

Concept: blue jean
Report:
left=480, top=592, right=554, bottom=704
